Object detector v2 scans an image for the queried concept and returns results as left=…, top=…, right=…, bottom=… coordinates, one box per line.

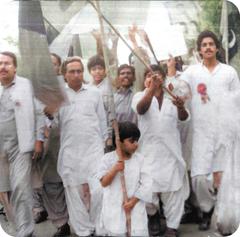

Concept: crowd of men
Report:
left=0, top=29, right=239, bottom=237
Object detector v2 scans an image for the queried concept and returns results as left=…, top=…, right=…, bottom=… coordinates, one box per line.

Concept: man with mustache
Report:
left=114, top=64, right=137, bottom=124
left=181, top=30, right=240, bottom=231
left=0, top=51, right=42, bottom=236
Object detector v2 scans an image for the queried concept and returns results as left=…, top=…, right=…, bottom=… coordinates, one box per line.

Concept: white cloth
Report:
left=215, top=91, right=240, bottom=234
left=0, top=76, right=35, bottom=153
left=90, top=79, right=116, bottom=138
left=96, top=151, right=151, bottom=236
left=146, top=185, right=186, bottom=229
left=132, top=90, right=188, bottom=193
left=181, top=62, right=240, bottom=177
left=57, top=84, right=107, bottom=187
left=191, top=175, right=216, bottom=213
left=65, top=184, right=95, bottom=236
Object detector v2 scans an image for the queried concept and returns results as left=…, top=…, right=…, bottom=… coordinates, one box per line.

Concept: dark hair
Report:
left=112, top=122, right=141, bottom=148
left=197, top=30, right=220, bottom=51
left=0, top=51, right=17, bottom=67
left=87, top=54, right=105, bottom=72
left=50, top=53, right=61, bottom=66
left=61, top=56, right=84, bottom=75
left=117, top=64, right=135, bottom=77
left=144, top=64, right=166, bottom=79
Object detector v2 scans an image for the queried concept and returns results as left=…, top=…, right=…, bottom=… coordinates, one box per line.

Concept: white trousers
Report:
left=10, top=152, right=34, bottom=237
left=64, top=178, right=103, bottom=236
left=146, top=186, right=185, bottom=229
left=192, top=175, right=216, bottom=213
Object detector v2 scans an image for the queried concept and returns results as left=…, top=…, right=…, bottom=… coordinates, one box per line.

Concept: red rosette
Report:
left=197, top=83, right=207, bottom=95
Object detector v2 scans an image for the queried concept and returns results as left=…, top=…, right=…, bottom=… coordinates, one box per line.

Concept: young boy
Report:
left=87, top=55, right=115, bottom=152
left=96, top=122, right=152, bottom=236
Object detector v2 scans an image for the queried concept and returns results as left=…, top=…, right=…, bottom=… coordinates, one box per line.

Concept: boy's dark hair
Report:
left=87, top=54, right=105, bottom=72
left=112, top=122, right=141, bottom=148
left=197, top=30, right=220, bottom=51
left=50, top=52, right=62, bottom=66
left=144, top=64, right=166, bottom=79
left=117, top=64, right=135, bottom=77
left=0, top=51, right=17, bottom=67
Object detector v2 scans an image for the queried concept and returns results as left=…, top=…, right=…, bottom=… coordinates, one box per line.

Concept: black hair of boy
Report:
left=112, top=121, right=141, bottom=148
left=87, top=54, right=106, bottom=72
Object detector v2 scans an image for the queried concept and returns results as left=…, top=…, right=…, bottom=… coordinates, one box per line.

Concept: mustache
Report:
left=0, top=70, right=8, bottom=73
left=205, top=49, right=213, bottom=53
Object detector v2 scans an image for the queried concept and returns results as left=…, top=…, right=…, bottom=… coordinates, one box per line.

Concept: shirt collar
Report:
left=67, top=83, right=88, bottom=93
left=2, top=76, right=16, bottom=89
left=117, top=86, right=133, bottom=94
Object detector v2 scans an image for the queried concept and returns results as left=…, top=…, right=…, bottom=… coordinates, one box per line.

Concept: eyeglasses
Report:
left=67, top=69, right=83, bottom=74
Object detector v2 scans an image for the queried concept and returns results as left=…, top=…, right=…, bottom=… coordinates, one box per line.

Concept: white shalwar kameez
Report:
left=56, top=84, right=108, bottom=236
left=132, top=90, right=189, bottom=229
left=96, top=151, right=152, bottom=236
left=214, top=91, right=240, bottom=235
left=181, top=62, right=240, bottom=213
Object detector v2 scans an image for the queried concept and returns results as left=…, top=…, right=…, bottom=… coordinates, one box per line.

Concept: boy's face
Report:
left=121, top=137, right=139, bottom=157
left=90, top=65, right=106, bottom=84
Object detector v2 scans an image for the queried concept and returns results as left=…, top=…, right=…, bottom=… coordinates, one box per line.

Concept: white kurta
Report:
left=57, top=84, right=108, bottom=187
left=215, top=91, right=240, bottom=235
left=132, top=90, right=187, bottom=193
left=91, top=79, right=116, bottom=138
left=181, top=62, right=240, bottom=177
left=96, top=151, right=152, bottom=236
left=0, top=76, right=35, bottom=153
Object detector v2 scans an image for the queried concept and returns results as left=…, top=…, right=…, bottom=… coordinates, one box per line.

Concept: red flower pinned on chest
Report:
left=197, top=83, right=210, bottom=104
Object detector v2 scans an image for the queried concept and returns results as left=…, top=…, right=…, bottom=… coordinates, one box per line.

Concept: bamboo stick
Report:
left=93, top=1, right=132, bottom=236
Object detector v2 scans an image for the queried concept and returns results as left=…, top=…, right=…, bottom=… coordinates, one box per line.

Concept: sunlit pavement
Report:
left=0, top=215, right=221, bottom=237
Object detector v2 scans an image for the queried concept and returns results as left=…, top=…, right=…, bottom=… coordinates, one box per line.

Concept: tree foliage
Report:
left=199, top=0, right=223, bottom=36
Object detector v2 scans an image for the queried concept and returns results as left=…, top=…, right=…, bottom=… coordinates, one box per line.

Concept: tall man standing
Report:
left=181, top=30, right=240, bottom=231
left=0, top=51, right=35, bottom=237
left=48, top=56, right=108, bottom=236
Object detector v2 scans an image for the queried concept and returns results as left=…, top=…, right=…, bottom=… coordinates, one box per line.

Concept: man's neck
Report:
left=69, top=83, right=82, bottom=92
left=167, top=68, right=177, bottom=77
left=203, top=58, right=218, bottom=72
left=0, top=77, right=15, bottom=87
left=120, top=85, right=131, bottom=91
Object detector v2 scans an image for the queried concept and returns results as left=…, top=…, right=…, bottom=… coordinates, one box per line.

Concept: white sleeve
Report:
left=95, top=153, right=113, bottom=180
left=134, top=155, right=152, bottom=203
left=180, top=67, right=193, bottom=89
left=229, top=67, right=240, bottom=91
left=34, top=98, right=45, bottom=142
left=131, top=92, right=143, bottom=114
left=96, top=92, right=108, bottom=142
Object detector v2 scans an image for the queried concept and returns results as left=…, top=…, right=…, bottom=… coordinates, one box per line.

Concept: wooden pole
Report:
left=88, top=0, right=176, bottom=100
left=93, top=1, right=131, bottom=236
